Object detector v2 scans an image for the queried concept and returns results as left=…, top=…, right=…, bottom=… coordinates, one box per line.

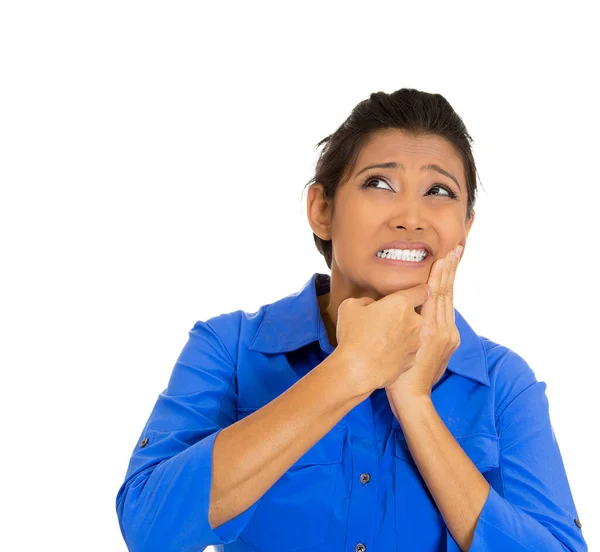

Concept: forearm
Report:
left=394, top=394, right=490, bottom=552
left=209, top=347, right=370, bottom=529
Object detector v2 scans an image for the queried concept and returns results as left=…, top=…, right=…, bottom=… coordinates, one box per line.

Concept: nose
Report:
left=388, top=199, right=427, bottom=231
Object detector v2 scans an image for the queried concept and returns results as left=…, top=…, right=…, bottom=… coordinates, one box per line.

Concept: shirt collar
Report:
left=249, top=272, right=490, bottom=387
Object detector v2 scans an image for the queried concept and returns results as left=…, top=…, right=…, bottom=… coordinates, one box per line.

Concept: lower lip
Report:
left=374, top=252, right=431, bottom=267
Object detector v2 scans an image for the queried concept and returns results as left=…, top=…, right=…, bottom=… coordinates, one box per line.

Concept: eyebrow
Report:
left=355, top=161, right=461, bottom=191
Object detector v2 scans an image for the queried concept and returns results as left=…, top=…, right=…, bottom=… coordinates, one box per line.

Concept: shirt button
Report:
left=360, top=473, right=371, bottom=484
left=355, top=544, right=366, bottom=552
left=139, top=437, right=149, bottom=448
left=574, top=518, right=582, bottom=528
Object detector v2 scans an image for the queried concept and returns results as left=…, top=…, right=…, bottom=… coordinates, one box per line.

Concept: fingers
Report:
left=438, top=250, right=452, bottom=326
left=429, top=244, right=462, bottom=327
left=391, top=281, right=431, bottom=309
left=422, top=253, right=445, bottom=322
left=445, top=245, right=462, bottom=325
left=441, top=247, right=454, bottom=326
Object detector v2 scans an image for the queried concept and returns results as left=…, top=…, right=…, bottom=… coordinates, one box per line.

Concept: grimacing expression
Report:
left=309, top=128, right=474, bottom=298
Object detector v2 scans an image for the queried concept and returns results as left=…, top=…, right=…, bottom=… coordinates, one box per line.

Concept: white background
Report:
left=1, top=1, right=597, bottom=550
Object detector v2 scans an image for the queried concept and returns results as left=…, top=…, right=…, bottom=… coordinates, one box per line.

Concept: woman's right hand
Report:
left=335, top=283, right=431, bottom=394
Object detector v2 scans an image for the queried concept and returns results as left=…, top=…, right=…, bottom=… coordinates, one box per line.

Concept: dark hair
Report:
left=303, top=88, right=484, bottom=270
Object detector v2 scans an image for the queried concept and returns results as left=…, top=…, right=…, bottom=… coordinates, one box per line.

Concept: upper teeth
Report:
left=377, top=249, right=428, bottom=261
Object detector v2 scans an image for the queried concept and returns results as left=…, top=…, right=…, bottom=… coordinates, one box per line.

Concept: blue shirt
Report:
left=116, top=272, right=588, bottom=551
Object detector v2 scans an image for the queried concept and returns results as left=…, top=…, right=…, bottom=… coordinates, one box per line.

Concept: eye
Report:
left=427, top=185, right=458, bottom=199
left=361, top=175, right=392, bottom=191
left=360, top=173, right=458, bottom=200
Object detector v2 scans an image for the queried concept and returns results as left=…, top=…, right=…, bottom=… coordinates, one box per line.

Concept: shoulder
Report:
left=481, top=336, right=541, bottom=416
left=189, top=300, right=275, bottom=365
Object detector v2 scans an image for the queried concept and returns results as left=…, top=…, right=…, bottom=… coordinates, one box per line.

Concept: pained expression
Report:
left=319, top=128, right=474, bottom=299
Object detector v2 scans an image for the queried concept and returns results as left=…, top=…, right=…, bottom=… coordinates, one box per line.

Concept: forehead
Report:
left=354, top=128, right=463, bottom=176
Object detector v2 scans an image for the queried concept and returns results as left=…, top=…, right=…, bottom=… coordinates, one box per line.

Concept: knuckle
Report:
left=339, top=298, right=353, bottom=309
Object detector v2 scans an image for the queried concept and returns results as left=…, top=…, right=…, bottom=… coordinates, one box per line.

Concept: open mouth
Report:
left=375, top=250, right=430, bottom=266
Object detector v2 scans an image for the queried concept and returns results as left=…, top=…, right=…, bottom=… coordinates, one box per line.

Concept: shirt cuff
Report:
left=463, top=484, right=582, bottom=551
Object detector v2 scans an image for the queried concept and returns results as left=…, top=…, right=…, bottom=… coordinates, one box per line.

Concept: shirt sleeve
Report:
left=465, top=351, right=588, bottom=551
left=115, top=316, right=261, bottom=552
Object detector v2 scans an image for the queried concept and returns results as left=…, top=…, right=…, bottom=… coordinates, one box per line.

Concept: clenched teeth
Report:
left=376, top=249, right=428, bottom=261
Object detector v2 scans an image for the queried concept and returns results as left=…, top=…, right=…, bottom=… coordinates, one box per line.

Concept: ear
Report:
left=307, top=183, right=334, bottom=241
left=465, top=209, right=475, bottom=238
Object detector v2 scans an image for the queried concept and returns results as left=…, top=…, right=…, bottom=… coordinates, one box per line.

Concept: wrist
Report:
left=330, top=346, right=374, bottom=400
left=392, top=392, right=433, bottom=421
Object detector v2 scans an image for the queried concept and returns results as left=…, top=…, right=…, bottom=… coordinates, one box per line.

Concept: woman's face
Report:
left=308, top=128, right=474, bottom=300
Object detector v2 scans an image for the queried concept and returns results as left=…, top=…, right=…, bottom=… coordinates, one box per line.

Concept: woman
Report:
left=115, top=88, right=588, bottom=551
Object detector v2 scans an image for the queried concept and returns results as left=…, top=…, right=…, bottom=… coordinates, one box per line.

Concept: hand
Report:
left=335, top=282, right=431, bottom=394
left=385, top=244, right=463, bottom=403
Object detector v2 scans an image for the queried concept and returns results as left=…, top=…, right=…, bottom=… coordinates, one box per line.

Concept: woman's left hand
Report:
left=385, top=244, right=464, bottom=403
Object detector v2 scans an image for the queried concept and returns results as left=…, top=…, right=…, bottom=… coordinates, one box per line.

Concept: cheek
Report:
left=438, top=216, right=467, bottom=236
left=333, top=202, right=374, bottom=238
